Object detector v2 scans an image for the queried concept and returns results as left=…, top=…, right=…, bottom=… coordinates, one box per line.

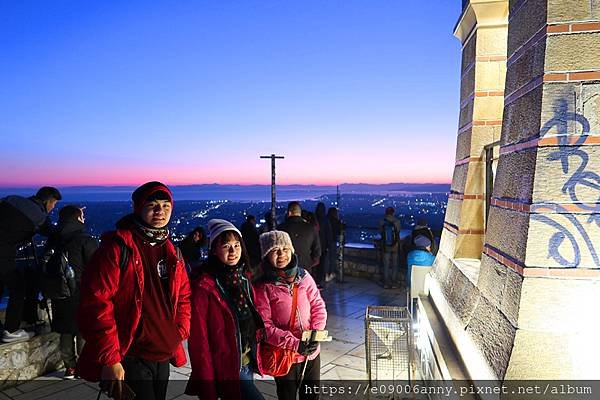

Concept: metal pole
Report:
left=271, top=156, right=276, bottom=228
left=260, top=154, right=284, bottom=230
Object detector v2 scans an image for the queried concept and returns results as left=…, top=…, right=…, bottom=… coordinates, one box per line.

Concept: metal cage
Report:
left=365, top=306, right=412, bottom=385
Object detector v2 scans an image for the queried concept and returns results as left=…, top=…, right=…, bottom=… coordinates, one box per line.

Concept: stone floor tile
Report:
left=348, top=344, right=366, bottom=358
left=330, top=354, right=367, bottom=372
left=255, top=380, right=277, bottom=398
left=0, top=388, right=21, bottom=398
left=319, top=362, right=337, bottom=375
left=169, top=371, right=189, bottom=381
left=13, top=381, right=97, bottom=400
left=321, top=365, right=366, bottom=380
left=169, top=394, right=197, bottom=400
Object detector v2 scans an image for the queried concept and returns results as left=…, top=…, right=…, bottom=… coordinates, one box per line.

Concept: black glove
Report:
left=297, top=340, right=319, bottom=356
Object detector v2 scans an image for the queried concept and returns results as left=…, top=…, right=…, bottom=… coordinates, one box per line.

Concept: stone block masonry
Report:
left=432, top=0, right=600, bottom=381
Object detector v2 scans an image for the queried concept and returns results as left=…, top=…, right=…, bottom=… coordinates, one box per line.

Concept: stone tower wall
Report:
left=433, top=0, right=600, bottom=380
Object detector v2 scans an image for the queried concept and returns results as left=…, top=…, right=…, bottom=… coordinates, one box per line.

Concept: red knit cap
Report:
left=132, top=181, right=173, bottom=214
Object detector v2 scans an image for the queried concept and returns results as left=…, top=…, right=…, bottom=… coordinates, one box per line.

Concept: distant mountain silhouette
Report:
left=0, top=183, right=450, bottom=202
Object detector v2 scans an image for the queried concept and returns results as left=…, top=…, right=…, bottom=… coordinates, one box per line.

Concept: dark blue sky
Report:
left=1, top=1, right=462, bottom=186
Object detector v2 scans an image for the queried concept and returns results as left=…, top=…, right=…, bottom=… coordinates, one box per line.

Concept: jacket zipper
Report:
left=215, top=278, right=243, bottom=372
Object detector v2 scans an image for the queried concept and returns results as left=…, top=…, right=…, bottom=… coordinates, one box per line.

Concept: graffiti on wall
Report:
left=532, top=99, right=600, bottom=267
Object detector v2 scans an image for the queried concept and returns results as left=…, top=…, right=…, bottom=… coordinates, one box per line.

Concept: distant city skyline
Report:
left=0, top=182, right=451, bottom=202
left=1, top=1, right=461, bottom=187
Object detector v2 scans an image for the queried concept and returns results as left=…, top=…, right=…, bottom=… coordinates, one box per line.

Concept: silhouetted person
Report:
left=259, top=211, right=274, bottom=234
left=279, top=202, right=321, bottom=275
left=326, top=207, right=342, bottom=282
left=379, top=206, right=401, bottom=289
left=302, top=210, right=317, bottom=228
left=240, top=215, right=261, bottom=269
left=45, top=205, right=98, bottom=379
left=0, top=186, right=62, bottom=343
left=327, top=207, right=342, bottom=238
left=179, top=227, right=207, bottom=269
left=314, top=202, right=333, bottom=286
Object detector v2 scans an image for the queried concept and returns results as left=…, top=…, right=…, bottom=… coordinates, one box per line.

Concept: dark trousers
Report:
left=327, top=243, right=337, bottom=275
left=315, top=252, right=329, bottom=284
left=0, top=266, right=25, bottom=332
left=23, top=265, right=42, bottom=324
left=59, top=333, right=84, bottom=369
left=121, top=357, right=170, bottom=400
left=274, top=354, right=320, bottom=400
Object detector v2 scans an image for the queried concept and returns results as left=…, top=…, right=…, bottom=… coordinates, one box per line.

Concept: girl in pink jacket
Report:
left=254, top=230, right=327, bottom=400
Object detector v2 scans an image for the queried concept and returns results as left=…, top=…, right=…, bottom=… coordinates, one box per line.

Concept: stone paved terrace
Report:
left=0, top=276, right=410, bottom=400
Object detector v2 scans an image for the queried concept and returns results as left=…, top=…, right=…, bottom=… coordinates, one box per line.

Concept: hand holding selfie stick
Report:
left=298, top=330, right=332, bottom=390
left=96, top=363, right=135, bottom=400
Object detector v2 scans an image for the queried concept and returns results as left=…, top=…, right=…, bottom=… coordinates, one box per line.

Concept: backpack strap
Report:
left=112, top=235, right=181, bottom=272
left=110, top=235, right=130, bottom=271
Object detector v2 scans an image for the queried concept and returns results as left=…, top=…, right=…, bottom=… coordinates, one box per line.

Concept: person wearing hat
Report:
left=186, top=219, right=265, bottom=400
left=253, top=230, right=327, bottom=400
left=77, top=181, right=191, bottom=400
left=406, top=234, right=436, bottom=287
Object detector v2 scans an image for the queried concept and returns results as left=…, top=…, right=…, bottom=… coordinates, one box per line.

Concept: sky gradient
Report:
left=1, top=1, right=461, bottom=187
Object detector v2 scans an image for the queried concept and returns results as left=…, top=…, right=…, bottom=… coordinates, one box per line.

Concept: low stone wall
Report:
left=343, top=246, right=381, bottom=281
left=0, top=332, right=62, bottom=389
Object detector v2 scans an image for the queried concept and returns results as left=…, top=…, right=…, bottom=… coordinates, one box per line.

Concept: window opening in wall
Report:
left=484, top=141, right=501, bottom=224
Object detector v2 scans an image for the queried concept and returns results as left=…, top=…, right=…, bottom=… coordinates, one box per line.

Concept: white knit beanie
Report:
left=259, top=230, right=295, bottom=259
left=207, top=219, right=242, bottom=249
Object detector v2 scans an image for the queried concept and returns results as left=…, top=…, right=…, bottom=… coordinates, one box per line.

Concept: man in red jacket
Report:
left=77, top=181, right=191, bottom=400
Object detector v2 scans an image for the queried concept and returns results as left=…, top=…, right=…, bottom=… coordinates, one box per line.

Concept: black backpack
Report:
left=41, top=236, right=131, bottom=300
left=382, top=220, right=399, bottom=248
left=41, top=244, right=76, bottom=300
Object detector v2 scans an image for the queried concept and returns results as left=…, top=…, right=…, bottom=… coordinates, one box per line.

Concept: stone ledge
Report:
left=416, top=295, right=470, bottom=380
left=453, top=257, right=482, bottom=285
left=0, top=333, right=62, bottom=389
left=425, top=274, right=499, bottom=381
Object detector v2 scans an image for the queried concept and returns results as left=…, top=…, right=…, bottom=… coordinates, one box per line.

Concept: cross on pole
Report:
left=260, top=154, right=284, bottom=230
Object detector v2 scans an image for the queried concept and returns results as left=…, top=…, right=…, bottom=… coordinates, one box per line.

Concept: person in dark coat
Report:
left=326, top=207, right=342, bottom=282
left=240, top=215, right=261, bottom=270
left=0, top=186, right=61, bottom=343
left=259, top=211, right=274, bottom=234
left=178, top=227, right=207, bottom=271
left=46, top=205, right=98, bottom=379
left=314, top=202, right=333, bottom=286
left=279, top=202, right=321, bottom=276
left=379, top=207, right=402, bottom=289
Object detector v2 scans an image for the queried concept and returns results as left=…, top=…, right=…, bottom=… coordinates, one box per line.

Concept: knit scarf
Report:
left=132, top=216, right=170, bottom=243
left=204, top=257, right=253, bottom=320
left=266, top=254, right=299, bottom=284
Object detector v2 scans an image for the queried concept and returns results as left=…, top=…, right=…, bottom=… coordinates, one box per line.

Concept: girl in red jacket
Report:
left=186, top=219, right=265, bottom=400
left=254, top=230, right=327, bottom=400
